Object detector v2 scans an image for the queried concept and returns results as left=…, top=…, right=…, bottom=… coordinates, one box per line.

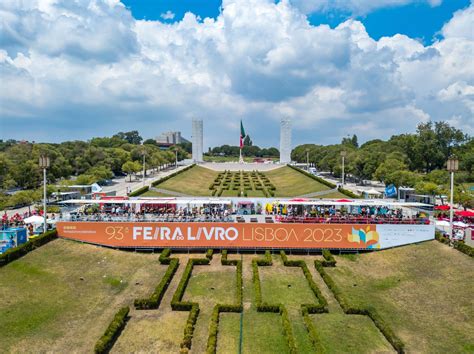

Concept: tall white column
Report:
left=280, top=118, right=291, bottom=164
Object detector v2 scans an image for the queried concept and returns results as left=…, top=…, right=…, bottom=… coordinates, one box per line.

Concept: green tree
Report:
left=121, top=161, right=141, bottom=182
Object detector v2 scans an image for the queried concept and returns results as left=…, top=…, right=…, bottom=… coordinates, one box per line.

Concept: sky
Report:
left=0, top=0, right=473, bottom=149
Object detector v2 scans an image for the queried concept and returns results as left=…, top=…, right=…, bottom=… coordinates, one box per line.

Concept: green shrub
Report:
left=0, top=230, right=57, bottom=267
left=129, top=185, right=149, bottom=196
left=453, top=241, right=474, bottom=257
left=337, top=187, right=359, bottom=198
left=206, top=249, right=214, bottom=260
left=322, top=249, right=336, bottom=267
left=94, top=306, right=129, bottom=354
left=135, top=258, right=179, bottom=309
left=287, top=164, right=336, bottom=188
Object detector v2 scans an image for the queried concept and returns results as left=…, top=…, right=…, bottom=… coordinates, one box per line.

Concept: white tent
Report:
left=23, top=215, right=45, bottom=224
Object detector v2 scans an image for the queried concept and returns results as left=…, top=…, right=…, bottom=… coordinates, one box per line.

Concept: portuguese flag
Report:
left=240, top=120, right=246, bottom=148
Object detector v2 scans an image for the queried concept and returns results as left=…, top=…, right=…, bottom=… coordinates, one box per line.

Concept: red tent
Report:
left=290, top=198, right=309, bottom=202
left=455, top=210, right=474, bottom=217
left=434, top=205, right=450, bottom=210
left=336, top=199, right=353, bottom=202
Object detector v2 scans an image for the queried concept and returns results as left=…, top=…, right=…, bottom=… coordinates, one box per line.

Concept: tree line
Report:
left=0, top=131, right=188, bottom=209
left=291, top=122, right=473, bottom=208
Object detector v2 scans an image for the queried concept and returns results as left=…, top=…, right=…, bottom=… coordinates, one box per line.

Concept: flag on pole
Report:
left=240, top=120, right=246, bottom=148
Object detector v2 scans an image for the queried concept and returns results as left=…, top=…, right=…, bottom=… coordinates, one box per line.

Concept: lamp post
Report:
left=340, top=151, right=347, bottom=186
left=141, top=148, right=146, bottom=187
left=175, top=148, right=178, bottom=170
left=306, top=149, right=309, bottom=171
left=447, top=156, right=459, bottom=240
left=39, top=155, right=50, bottom=234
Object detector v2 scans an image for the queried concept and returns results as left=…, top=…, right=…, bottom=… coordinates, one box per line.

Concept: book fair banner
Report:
left=57, top=222, right=434, bottom=250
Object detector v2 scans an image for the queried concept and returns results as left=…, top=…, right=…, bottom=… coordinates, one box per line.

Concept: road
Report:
left=3, top=165, right=190, bottom=218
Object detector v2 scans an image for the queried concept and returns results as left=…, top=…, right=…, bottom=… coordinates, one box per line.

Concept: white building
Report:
left=280, top=118, right=291, bottom=164
left=156, top=131, right=183, bottom=144
left=192, top=119, right=203, bottom=162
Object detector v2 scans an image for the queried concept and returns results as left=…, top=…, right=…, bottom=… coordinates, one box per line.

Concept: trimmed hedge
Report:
left=206, top=248, right=214, bottom=260
left=129, top=185, right=149, bottom=197
left=287, top=164, right=336, bottom=188
left=301, top=305, right=325, bottom=354
left=0, top=230, right=57, bottom=267
left=337, top=187, right=359, bottom=198
left=322, top=249, right=336, bottom=267
left=135, top=249, right=179, bottom=309
left=252, top=251, right=297, bottom=353
left=171, top=255, right=211, bottom=351
left=206, top=251, right=243, bottom=354
left=94, top=306, right=129, bottom=354
left=453, top=241, right=474, bottom=257
left=315, top=261, right=405, bottom=353
left=435, top=231, right=473, bottom=257
left=280, top=251, right=328, bottom=313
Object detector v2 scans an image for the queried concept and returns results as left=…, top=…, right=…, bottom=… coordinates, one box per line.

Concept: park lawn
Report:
left=184, top=261, right=238, bottom=352
left=0, top=239, right=167, bottom=353
left=266, top=166, right=331, bottom=197
left=258, top=255, right=318, bottom=353
left=141, top=190, right=178, bottom=197
left=318, top=191, right=353, bottom=199
left=154, top=165, right=218, bottom=196
left=311, top=314, right=393, bottom=353
left=326, top=241, right=474, bottom=353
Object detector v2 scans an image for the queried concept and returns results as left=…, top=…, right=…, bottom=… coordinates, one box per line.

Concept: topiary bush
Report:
left=322, top=249, right=337, bottom=267
left=94, top=306, right=129, bottom=354
left=135, top=249, right=179, bottom=309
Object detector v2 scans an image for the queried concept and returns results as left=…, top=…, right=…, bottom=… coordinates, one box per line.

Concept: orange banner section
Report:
left=57, top=221, right=381, bottom=249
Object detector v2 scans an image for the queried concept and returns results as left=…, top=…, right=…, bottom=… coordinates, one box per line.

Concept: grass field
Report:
left=0, top=239, right=167, bottom=353
left=2, top=240, right=471, bottom=353
left=151, top=164, right=341, bottom=198
left=154, top=165, right=218, bottom=196
left=327, top=241, right=474, bottom=353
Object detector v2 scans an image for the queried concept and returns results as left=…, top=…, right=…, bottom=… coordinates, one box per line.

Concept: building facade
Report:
left=156, top=131, right=183, bottom=144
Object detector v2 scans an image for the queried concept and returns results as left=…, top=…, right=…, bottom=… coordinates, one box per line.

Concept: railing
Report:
left=57, top=214, right=235, bottom=223
left=278, top=216, right=430, bottom=225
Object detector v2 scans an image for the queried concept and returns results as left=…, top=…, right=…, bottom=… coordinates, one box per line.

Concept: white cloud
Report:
left=160, top=10, right=175, bottom=20
left=0, top=0, right=472, bottom=147
left=289, top=0, right=443, bottom=15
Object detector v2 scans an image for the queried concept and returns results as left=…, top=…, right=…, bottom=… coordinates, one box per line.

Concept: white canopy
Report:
left=59, top=197, right=432, bottom=208
left=23, top=215, right=45, bottom=224
left=60, top=198, right=232, bottom=205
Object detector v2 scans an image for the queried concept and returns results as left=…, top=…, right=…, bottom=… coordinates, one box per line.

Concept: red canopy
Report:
left=434, top=205, right=450, bottom=210
left=336, top=199, right=353, bottom=202
left=455, top=210, right=474, bottom=217
left=290, top=198, right=309, bottom=202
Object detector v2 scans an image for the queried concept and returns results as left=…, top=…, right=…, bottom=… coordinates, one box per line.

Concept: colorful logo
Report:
left=348, top=226, right=380, bottom=249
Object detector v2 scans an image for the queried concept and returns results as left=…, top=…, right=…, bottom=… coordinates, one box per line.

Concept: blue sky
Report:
left=1, top=0, right=473, bottom=147
left=122, top=0, right=471, bottom=44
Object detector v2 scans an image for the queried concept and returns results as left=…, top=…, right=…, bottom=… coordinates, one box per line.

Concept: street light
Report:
left=141, top=148, right=147, bottom=187
left=305, top=149, right=309, bottom=171
left=340, top=151, right=347, bottom=186
left=447, top=156, right=459, bottom=240
left=175, top=148, right=178, bottom=170
left=39, top=155, right=50, bottom=234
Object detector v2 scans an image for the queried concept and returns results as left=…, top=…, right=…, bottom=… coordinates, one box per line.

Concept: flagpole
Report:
left=239, top=147, right=243, bottom=164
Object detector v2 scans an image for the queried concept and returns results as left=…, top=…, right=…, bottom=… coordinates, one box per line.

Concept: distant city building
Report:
left=192, top=119, right=203, bottom=163
left=280, top=118, right=291, bottom=164
left=155, top=131, right=188, bottom=145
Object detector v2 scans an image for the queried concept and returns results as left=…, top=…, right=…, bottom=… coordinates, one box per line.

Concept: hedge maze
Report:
left=94, top=249, right=404, bottom=353
left=209, top=170, right=276, bottom=197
